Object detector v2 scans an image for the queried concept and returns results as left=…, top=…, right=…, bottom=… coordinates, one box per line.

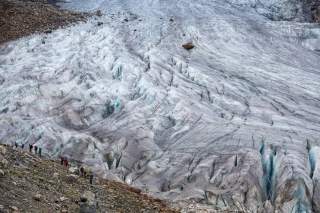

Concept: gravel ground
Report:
left=0, top=0, right=87, bottom=45
left=0, top=145, right=179, bottom=213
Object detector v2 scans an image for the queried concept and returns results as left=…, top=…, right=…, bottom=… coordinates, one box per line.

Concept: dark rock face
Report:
left=311, top=1, right=320, bottom=22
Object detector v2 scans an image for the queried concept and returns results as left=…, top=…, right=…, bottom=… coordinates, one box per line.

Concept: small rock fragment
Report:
left=0, top=145, right=6, bottom=155
left=45, top=29, right=52, bottom=34
left=0, top=157, right=8, bottom=167
left=33, top=193, right=42, bottom=201
left=66, top=174, right=79, bottom=183
left=53, top=172, right=59, bottom=178
left=10, top=206, right=19, bottom=211
left=0, top=169, right=4, bottom=177
left=60, top=196, right=68, bottom=202
left=68, top=166, right=79, bottom=174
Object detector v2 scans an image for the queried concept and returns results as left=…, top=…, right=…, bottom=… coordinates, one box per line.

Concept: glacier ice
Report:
left=1, top=0, right=320, bottom=211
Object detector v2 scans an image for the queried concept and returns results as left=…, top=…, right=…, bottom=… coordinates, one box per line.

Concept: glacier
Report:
left=1, top=0, right=320, bottom=211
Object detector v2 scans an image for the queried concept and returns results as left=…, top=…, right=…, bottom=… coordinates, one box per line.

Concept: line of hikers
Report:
left=28, top=144, right=42, bottom=157
left=14, top=142, right=42, bottom=157
left=60, top=156, right=94, bottom=184
left=14, top=141, right=94, bottom=185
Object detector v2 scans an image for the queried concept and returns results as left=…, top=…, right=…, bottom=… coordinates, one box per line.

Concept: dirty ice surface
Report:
left=1, top=0, right=320, bottom=211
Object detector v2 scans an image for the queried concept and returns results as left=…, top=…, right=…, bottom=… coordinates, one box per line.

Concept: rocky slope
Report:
left=1, top=0, right=320, bottom=212
left=0, top=0, right=87, bottom=44
left=0, top=144, right=178, bottom=212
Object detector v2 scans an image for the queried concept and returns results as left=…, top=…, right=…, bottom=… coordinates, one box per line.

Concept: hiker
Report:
left=83, top=167, right=87, bottom=177
left=29, top=144, right=33, bottom=152
left=21, top=144, right=24, bottom=149
left=60, top=156, right=64, bottom=165
left=14, top=142, right=18, bottom=148
left=64, top=157, right=69, bottom=168
left=38, top=147, right=42, bottom=157
left=34, top=145, right=38, bottom=154
left=89, top=172, right=94, bottom=185
left=80, top=167, right=85, bottom=177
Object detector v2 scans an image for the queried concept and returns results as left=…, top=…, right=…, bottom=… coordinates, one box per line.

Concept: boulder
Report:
left=79, top=191, right=97, bottom=213
left=80, top=191, right=95, bottom=204
left=182, top=42, right=195, bottom=50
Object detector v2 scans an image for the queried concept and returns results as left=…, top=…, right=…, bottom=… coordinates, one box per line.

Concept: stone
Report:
left=79, top=191, right=97, bottom=213
left=45, top=29, right=52, bottom=34
left=0, top=145, right=6, bottom=155
left=0, top=157, right=8, bottom=167
left=79, top=203, right=97, bottom=213
left=0, top=169, right=4, bottom=177
left=60, top=196, right=68, bottom=202
left=33, top=193, right=42, bottom=201
left=80, top=197, right=88, bottom=202
left=10, top=206, right=19, bottom=211
left=80, top=191, right=95, bottom=204
left=53, top=172, right=59, bottom=178
left=68, top=166, right=79, bottom=174
left=66, top=174, right=79, bottom=183
left=182, top=42, right=195, bottom=50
